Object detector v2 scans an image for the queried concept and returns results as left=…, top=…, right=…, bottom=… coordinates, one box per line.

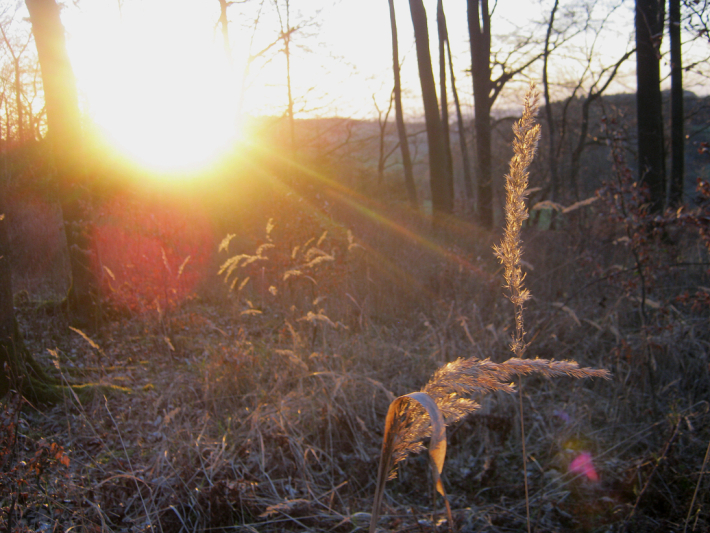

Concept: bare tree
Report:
left=467, top=0, right=543, bottom=228
left=217, top=0, right=234, bottom=62
left=0, top=180, right=60, bottom=402
left=635, top=0, right=666, bottom=210
left=467, top=0, right=564, bottom=229
left=0, top=28, right=31, bottom=142
left=0, top=5, right=36, bottom=144
left=568, top=49, right=634, bottom=198
left=669, top=0, right=684, bottom=205
left=542, top=0, right=560, bottom=199
left=388, top=0, right=418, bottom=208
left=468, top=0, right=493, bottom=227
left=443, top=8, right=474, bottom=202
left=272, top=0, right=303, bottom=157
left=540, top=0, right=634, bottom=200
left=374, top=91, right=394, bottom=185
left=26, top=0, right=98, bottom=327
left=436, top=0, right=454, bottom=204
left=409, top=0, right=453, bottom=216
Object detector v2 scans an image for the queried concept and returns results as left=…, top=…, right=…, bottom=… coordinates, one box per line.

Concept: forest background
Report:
left=1, top=0, right=710, bottom=531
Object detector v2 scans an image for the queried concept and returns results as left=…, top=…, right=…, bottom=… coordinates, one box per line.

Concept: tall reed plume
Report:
left=493, top=82, right=540, bottom=532
left=493, top=84, right=540, bottom=359
left=369, top=83, right=610, bottom=533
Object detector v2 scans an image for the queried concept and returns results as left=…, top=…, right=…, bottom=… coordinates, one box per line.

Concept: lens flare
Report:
left=570, top=452, right=600, bottom=482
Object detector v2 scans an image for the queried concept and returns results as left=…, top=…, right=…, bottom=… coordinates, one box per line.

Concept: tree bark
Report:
left=409, top=0, right=453, bottom=216
left=468, top=0, right=493, bottom=229
left=669, top=0, right=684, bottom=206
left=388, top=0, right=418, bottom=208
left=26, top=0, right=98, bottom=328
left=635, top=0, right=666, bottom=211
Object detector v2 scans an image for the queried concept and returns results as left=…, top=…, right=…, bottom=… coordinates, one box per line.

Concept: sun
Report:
left=66, top=3, right=241, bottom=174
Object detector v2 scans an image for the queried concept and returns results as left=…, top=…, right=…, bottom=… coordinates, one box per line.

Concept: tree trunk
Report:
left=218, top=0, right=232, bottom=63
left=14, top=57, right=24, bottom=142
left=437, top=0, right=454, bottom=204
left=285, top=34, right=295, bottom=157
left=388, top=0, right=418, bottom=208
left=445, top=25, right=473, bottom=203
left=635, top=0, right=666, bottom=211
left=569, top=95, right=597, bottom=200
left=0, top=191, right=61, bottom=403
left=468, top=0, right=493, bottom=229
left=543, top=0, right=559, bottom=200
left=0, top=199, right=17, bottom=398
left=668, top=0, right=684, bottom=206
left=409, top=0, right=453, bottom=216
left=280, top=1, right=296, bottom=158
left=26, top=0, right=98, bottom=329
left=375, top=92, right=393, bottom=185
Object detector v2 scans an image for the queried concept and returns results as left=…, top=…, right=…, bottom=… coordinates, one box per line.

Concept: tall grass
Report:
left=369, top=84, right=610, bottom=533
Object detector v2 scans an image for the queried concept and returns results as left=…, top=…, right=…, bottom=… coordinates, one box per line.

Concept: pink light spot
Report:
left=570, top=452, right=599, bottom=482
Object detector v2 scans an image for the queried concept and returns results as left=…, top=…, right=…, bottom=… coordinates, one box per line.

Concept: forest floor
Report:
left=2, top=191, right=710, bottom=532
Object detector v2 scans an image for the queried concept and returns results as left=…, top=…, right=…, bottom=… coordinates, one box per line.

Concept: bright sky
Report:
left=27, top=0, right=703, bottom=172
left=61, top=0, right=620, bottom=122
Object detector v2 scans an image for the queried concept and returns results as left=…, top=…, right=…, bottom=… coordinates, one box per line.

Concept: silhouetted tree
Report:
left=635, top=0, right=666, bottom=210
left=409, top=0, right=453, bottom=216
left=274, top=0, right=296, bottom=156
left=468, top=0, right=493, bottom=227
left=26, top=0, right=98, bottom=327
left=542, top=0, right=559, bottom=200
left=374, top=92, right=393, bottom=185
left=218, top=0, right=233, bottom=62
left=436, top=0, right=454, bottom=203
left=0, top=198, right=59, bottom=402
left=468, top=0, right=553, bottom=227
left=446, top=29, right=473, bottom=202
left=669, top=0, right=684, bottom=205
left=0, top=27, right=32, bottom=142
left=388, top=0, right=418, bottom=208
left=539, top=0, right=634, bottom=201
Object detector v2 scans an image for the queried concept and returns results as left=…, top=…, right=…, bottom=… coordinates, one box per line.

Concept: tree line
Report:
left=394, top=0, right=707, bottom=225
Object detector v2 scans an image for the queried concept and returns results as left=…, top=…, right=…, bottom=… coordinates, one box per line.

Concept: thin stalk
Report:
left=493, top=83, right=540, bottom=533
left=684, top=436, right=710, bottom=533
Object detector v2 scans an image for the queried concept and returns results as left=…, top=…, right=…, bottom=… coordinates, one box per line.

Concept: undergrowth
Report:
left=2, top=90, right=709, bottom=533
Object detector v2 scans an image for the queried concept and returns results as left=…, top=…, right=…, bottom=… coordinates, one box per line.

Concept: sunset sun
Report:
left=67, top=3, right=241, bottom=174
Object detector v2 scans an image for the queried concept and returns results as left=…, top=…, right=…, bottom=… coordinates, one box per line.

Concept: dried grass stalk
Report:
left=493, top=84, right=541, bottom=357
left=369, top=84, right=610, bottom=533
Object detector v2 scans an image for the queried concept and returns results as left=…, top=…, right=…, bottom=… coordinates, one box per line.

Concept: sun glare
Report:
left=66, top=3, right=241, bottom=175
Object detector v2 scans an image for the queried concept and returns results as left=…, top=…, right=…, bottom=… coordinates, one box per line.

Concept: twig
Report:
left=626, top=417, right=681, bottom=522
left=684, top=436, right=710, bottom=533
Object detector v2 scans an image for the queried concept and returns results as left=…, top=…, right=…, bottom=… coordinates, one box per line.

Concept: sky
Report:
left=8, top=0, right=704, bottom=171
left=57, top=0, right=644, bottom=122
